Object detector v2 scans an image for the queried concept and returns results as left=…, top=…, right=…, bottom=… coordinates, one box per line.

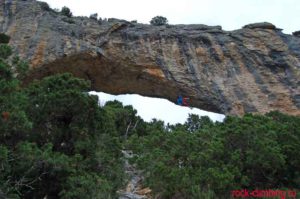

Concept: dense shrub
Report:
left=61, top=6, right=72, bottom=18
left=128, top=113, right=300, bottom=198
left=89, top=13, right=98, bottom=20
left=0, top=33, right=10, bottom=44
left=150, top=16, right=168, bottom=26
left=12, top=56, right=29, bottom=79
left=39, top=1, right=50, bottom=11
left=0, top=44, right=12, bottom=59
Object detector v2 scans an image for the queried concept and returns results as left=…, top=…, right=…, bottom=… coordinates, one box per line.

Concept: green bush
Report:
left=0, top=47, right=32, bottom=148
left=150, top=16, right=168, bottom=26
left=0, top=44, right=12, bottom=59
left=0, top=33, right=10, bottom=44
left=61, top=6, right=72, bottom=18
left=39, top=1, right=50, bottom=11
left=14, top=57, right=29, bottom=79
left=89, top=13, right=98, bottom=20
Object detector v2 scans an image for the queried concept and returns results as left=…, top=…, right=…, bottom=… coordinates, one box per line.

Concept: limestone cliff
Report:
left=1, top=0, right=300, bottom=115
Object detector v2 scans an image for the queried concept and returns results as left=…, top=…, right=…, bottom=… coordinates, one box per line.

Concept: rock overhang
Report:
left=1, top=0, right=299, bottom=116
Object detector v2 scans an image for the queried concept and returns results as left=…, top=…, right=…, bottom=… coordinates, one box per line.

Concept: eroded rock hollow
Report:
left=1, top=0, right=300, bottom=115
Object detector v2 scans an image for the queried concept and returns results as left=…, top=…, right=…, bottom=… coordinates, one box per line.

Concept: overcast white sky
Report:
left=44, top=0, right=299, bottom=123
left=43, top=0, right=300, bottom=33
left=90, top=92, right=225, bottom=124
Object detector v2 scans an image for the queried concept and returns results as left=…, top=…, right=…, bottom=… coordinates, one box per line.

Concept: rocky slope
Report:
left=118, top=150, right=151, bottom=199
left=1, top=0, right=300, bottom=115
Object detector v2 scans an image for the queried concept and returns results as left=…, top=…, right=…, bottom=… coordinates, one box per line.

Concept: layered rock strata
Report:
left=1, top=0, right=300, bottom=115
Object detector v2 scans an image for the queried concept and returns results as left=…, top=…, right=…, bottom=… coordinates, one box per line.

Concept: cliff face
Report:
left=1, top=0, right=300, bottom=115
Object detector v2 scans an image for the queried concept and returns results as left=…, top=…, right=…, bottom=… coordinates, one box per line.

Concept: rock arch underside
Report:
left=1, top=0, right=300, bottom=116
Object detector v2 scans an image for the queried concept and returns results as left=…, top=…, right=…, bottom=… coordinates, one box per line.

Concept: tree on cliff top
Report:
left=61, top=6, right=72, bottom=18
left=150, top=16, right=168, bottom=26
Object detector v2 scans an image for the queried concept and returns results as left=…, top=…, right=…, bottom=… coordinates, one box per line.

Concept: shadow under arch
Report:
left=23, top=51, right=223, bottom=114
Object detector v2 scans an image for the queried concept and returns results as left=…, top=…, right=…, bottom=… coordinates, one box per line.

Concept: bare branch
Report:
left=125, top=121, right=132, bottom=140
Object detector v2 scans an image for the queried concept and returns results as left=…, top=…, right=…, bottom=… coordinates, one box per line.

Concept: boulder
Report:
left=243, top=22, right=276, bottom=29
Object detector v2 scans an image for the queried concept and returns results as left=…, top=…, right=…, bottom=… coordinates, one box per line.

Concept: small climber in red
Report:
left=182, top=97, right=190, bottom=106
